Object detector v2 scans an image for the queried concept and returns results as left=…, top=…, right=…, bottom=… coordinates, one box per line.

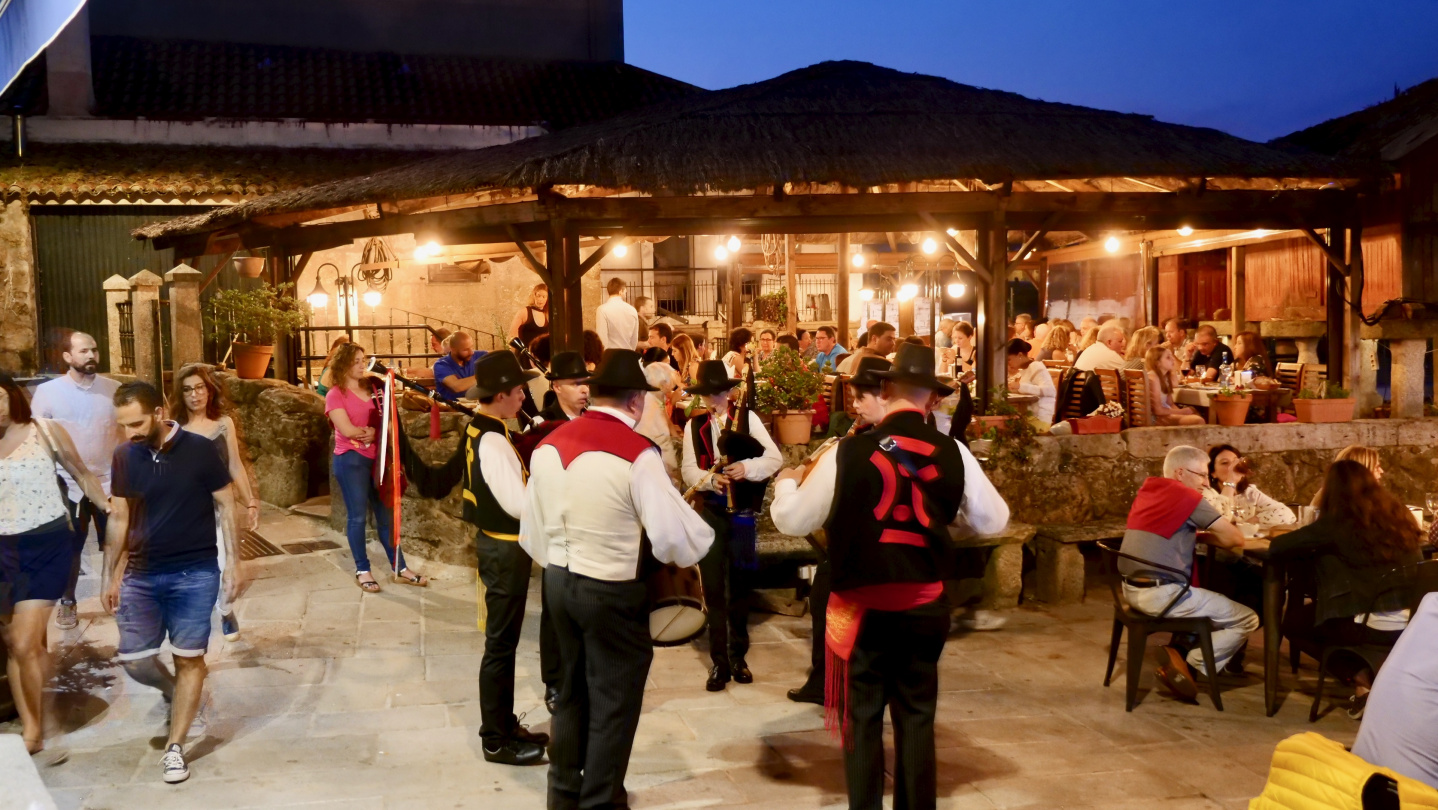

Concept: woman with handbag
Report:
left=0, top=373, right=108, bottom=754
left=323, top=343, right=428, bottom=593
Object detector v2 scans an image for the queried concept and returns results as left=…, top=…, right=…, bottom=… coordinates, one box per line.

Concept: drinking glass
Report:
left=1426, top=493, right=1438, bottom=519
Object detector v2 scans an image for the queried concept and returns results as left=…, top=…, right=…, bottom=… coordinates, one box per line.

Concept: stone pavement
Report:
left=5, top=508, right=1364, bottom=810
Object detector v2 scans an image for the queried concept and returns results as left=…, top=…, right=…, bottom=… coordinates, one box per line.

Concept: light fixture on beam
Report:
left=946, top=228, right=959, bottom=237
left=727, top=235, right=741, bottom=253
left=898, top=282, right=919, bottom=301
left=921, top=237, right=938, bottom=255
left=362, top=290, right=382, bottom=308
left=858, top=288, right=875, bottom=301
left=612, top=240, right=628, bottom=258
left=1104, top=235, right=1121, bottom=253
left=714, top=245, right=729, bottom=262
left=413, top=240, right=442, bottom=261
left=947, top=282, right=966, bottom=298
left=1177, top=225, right=1194, bottom=236
left=851, top=251, right=866, bottom=268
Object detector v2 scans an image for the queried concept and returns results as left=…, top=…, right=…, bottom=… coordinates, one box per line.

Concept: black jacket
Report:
left=1269, top=515, right=1422, bottom=624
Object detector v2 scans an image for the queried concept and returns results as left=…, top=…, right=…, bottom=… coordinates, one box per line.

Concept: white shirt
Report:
left=595, top=295, right=639, bottom=351
left=680, top=409, right=783, bottom=492
left=1353, top=592, right=1438, bottom=790
left=1014, top=362, right=1057, bottom=424
left=30, top=373, right=120, bottom=500
left=635, top=391, right=680, bottom=481
left=477, top=429, right=526, bottom=522
left=1074, top=342, right=1125, bottom=372
left=519, top=406, right=714, bottom=581
left=771, top=430, right=1009, bottom=539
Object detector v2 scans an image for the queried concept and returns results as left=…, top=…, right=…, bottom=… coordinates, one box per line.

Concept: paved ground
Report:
left=5, top=508, right=1363, bottom=809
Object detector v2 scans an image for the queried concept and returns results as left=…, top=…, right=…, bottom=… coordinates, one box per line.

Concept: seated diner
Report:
left=1202, top=444, right=1296, bottom=528
left=1144, top=345, right=1205, bottom=426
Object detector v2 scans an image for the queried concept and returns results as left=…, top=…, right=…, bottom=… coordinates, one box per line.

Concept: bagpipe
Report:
left=715, top=363, right=770, bottom=570
left=365, top=358, right=473, bottom=502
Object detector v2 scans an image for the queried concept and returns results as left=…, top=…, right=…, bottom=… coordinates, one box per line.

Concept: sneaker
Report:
left=1347, top=691, right=1368, bottom=721
left=221, top=612, right=241, bottom=642
left=55, top=600, right=78, bottom=630
left=161, top=744, right=189, bottom=784
left=956, top=609, right=1007, bottom=632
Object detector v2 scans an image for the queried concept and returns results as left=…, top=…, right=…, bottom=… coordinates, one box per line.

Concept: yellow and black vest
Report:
left=461, top=412, right=526, bottom=540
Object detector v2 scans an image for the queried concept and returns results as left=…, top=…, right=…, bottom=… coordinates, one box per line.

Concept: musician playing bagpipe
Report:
left=519, top=350, right=714, bottom=810
left=678, top=360, right=782, bottom=692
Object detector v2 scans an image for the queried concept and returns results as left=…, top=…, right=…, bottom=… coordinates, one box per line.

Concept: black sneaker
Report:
left=481, top=737, right=545, bottom=766
left=161, top=744, right=189, bottom=783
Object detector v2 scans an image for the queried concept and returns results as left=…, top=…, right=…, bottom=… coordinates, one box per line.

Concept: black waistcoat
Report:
left=825, top=410, right=966, bottom=593
left=462, top=412, right=525, bottom=539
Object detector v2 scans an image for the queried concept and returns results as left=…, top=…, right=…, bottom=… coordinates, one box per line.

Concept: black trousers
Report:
left=801, top=559, right=831, bottom=688
left=64, top=497, right=107, bottom=602
left=845, top=602, right=950, bottom=810
left=475, top=530, right=558, bottom=742
left=697, top=504, right=751, bottom=669
left=544, top=566, right=653, bottom=810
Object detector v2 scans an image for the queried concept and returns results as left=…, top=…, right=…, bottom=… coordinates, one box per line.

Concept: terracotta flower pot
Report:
left=1211, top=394, right=1253, bottom=426
left=234, top=257, right=266, bottom=278
left=967, top=414, right=1015, bottom=438
left=232, top=341, right=274, bottom=379
left=1294, top=397, right=1355, bottom=424
left=772, top=410, right=815, bottom=445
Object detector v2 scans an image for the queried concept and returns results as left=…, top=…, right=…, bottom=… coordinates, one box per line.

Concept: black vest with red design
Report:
left=825, top=410, right=966, bottom=593
left=461, top=412, right=524, bottom=539
left=689, top=411, right=719, bottom=471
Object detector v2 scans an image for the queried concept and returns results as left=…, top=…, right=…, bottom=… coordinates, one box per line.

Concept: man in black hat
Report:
left=679, top=360, right=782, bottom=692
left=771, top=355, right=893, bottom=705
left=521, top=349, right=714, bottom=810
left=460, top=351, right=553, bottom=766
left=766, top=343, right=968, bottom=810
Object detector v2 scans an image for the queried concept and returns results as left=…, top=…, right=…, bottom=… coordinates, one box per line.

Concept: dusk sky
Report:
left=626, top=0, right=1438, bottom=143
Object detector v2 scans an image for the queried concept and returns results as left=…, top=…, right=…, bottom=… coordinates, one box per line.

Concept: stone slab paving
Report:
left=3, top=509, right=1364, bottom=809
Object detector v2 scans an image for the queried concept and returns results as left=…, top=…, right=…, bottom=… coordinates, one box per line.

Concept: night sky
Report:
left=625, top=0, right=1438, bottom=143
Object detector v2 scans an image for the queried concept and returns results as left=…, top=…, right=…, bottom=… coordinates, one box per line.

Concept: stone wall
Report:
left=0, top=201, right=39, bottom=372
left=218, top=374, right=331, bottom=508
left=987, top=419, right=1438, bottom=526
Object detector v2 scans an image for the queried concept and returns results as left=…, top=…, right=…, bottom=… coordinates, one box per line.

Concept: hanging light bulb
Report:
left=898, top=282, right=919, bottom=301
left=851, top=251, right=866, bottom=268
left=305, top=275, right=329, bottom=309
left=1177, top=225, right=1194, bottom=236
left=362, top=290, right=382, bottom=308
left=727, top=235, right=741, bottom=253
left=1104, top=236, right=1121, bottom=253
left=947, top=282, right=965, bottom=298
left=414, top=241, right=441, bottom=261
left=612, top=241, right=628, bottom=258
left=858, top=288, right=875, bottom=301
left=921, top=237, right=938, bottom=255
left=714, top=245, right=729, bottom=262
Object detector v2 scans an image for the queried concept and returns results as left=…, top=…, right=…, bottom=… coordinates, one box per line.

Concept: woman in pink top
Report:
left=324, top=343, right=427, bottom=593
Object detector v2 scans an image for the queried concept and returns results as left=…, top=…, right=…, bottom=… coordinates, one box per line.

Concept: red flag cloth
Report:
left=429, top=401, right=441, bottom=440
left=1125, top=476, right=1202, bottom=539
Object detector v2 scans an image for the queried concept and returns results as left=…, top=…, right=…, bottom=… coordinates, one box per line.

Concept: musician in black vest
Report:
left=772, top=355, right=893, bottom=705
left=679, top=361, right=782, bottom=691
left=462, top=351, right=553, bottom=766
left=770, top=344, right=966, bottom=810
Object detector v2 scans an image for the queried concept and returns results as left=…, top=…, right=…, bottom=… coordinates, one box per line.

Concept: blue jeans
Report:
left=116, top=565, right=220, bottom=660
left=333, top=450, right=407, bottom=575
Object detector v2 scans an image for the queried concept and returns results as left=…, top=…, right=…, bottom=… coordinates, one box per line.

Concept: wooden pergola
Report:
left=140, top=61, right=1368, bottom=403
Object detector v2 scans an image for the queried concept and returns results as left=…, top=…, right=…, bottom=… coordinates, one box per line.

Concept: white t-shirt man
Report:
left=31, top=373, right=121, bottom=501
left=595, top=295, right=639, bottom=351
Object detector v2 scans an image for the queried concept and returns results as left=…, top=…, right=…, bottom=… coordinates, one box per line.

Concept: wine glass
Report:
left=1426, top=493, right=1438, bottom=521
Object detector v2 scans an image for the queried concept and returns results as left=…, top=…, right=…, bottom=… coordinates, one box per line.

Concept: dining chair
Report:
left=1094, top=368, right=1122, bottom=405
left=1123, top=369, right=1152, bottom=427
left=1299, top=364, right=1329, bottom=395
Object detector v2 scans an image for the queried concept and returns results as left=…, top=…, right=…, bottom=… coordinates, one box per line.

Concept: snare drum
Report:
left=646, top=563, right=708, bottom=646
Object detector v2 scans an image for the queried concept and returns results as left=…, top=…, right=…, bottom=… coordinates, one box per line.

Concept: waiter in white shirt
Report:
left=521, top=349, right=714, bottom=810
left=594, top=278, right=639, bottom=351
left=679, top=360, right=782, bottom=692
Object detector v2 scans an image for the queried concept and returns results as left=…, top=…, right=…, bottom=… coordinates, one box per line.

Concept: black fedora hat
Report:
left=847, top=356, right=892, bottom=389
left=586, top=349, right=658, bottom=391
left=684, top=360, right=740, bottom=395
left=546, top=351, right=590, bottom=382
left=466, top=351, right=541, bottom=399
left=871, top=343, right=954, bottom=396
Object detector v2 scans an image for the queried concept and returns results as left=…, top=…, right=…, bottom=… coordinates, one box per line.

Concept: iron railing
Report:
left=115, top=301, right=135, bottom=374
left=298, top=324, right=448, bottom=389
left=750, top=275, right=838, bottom=324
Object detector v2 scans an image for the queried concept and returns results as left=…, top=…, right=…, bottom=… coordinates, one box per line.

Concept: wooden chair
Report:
left=1299, top=364, right=1328, bottom=395
left=1048, top=368, right=1064, bottom=392
left=1097, top=541, right=1224, bottom=712
left=1056, top=369, right=1089, bottom=421
left=1042, top=360, right=1071, bottom=370
left=1274, top=362, right=1303, bottom=391
left=1123, top=369, right=1152, bottom=427
left=1094, top=368, right=1123, bottom=405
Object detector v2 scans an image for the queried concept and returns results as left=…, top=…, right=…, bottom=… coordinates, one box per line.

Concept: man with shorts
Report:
left=103, top=381, right=238, bottom=784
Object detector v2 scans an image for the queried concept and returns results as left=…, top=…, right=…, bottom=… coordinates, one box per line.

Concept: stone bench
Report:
left=953, top=521, right=1036, bottom=610
left=1029, top=519, right=1128, bottom=605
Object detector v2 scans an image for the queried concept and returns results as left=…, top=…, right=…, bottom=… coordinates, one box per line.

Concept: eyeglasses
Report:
left=181, top=385, right=206, bottom=394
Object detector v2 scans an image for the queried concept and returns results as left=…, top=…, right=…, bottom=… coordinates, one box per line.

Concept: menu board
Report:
left=913, top=298, right=934, bottom=336
left=884, top=300, right=900, bottom=326
left=864, top=300, right=885, bottom=325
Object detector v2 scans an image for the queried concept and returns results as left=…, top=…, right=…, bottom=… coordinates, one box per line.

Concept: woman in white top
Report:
left=636, top=355, right=683, bottom=484
left=0, top=374, right=108, bottom=754
left=1144, top=346, right=1206, bottom=427
left=722, top=327, right=753, bottom=380
left=1203, top=444, right=1296, bottom=528
left=1005, top=338, right=1056, bottom=426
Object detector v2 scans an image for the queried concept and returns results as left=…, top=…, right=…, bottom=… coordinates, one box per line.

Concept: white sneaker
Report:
left=161, top=744, right=189, bottom=784
left=956, top=609, right=1007, bottom=632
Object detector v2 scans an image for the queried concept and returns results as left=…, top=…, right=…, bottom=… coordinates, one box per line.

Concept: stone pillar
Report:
left=102, top=275, right=131, bottom=373
left=1391, top=339, right=1427, bottom=419
left=164, top=263, right=204, bottom=368
left=1294, top=338, right=1322, bottom=365
left=128, top=270, right=164, bottom=387
left=0, top=201, right=40, bottom=372
left=1356, top=339, right=1381, bottom=417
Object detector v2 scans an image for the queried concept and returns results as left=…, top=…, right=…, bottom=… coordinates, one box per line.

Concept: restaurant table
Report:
left=1007, top=392, right=1038, bottom=416
left=1240, top=538, right=1285, bottom=717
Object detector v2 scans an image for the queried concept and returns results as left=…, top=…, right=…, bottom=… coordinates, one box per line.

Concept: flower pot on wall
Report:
left=1294, top=398, right=1355, bottom=424
left=1211, top=394, right=1253, bottom=426
left=772, top=410, right=815, bottom=445
left=232, top=342, right=274, bottom=379
left=234, top=257, right=267, bottom=278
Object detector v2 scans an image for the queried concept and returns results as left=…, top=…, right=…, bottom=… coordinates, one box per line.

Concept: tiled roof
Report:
left=1275, top=75, right=1438, bottom=162
left=15, top=36, right=695, bottom=129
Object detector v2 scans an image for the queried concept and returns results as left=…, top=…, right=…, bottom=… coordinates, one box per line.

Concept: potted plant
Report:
left=1293, top=382, right=1355, bottom=423
left=755, top=345, right=824, bottom=444
left=753, top=288, right=788, bottom=325
left=971, top=385, right=1020, bottom=436
left=1210, top=385, right=1253, bottom=426
left=209, top=282, right=310, bottom=379
left=233, top=256, right=267, bottom=279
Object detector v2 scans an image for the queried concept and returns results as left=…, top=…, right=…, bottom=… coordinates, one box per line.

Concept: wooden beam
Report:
left=1004, top=213, right=1063, bottom=272
left=1326, top=227, right=1346, bottom=382
left=1300, top=227, right=1349, bottom=276
left=784, top=235, right=798, bottom=335
left=198, top=251, right=237, bottom=293
left=563, top=222, right=584, bottom=345
left=506, top=224, right=551, bottom=286
left=885, top=232, right=899, bottom=252
left=546, top=220, right=572, bottom=352
left=836, top=232, right=851, bottom=348
left=918, top=212, right=993, bottom=285
left=577, top=224, right=641, bottom=274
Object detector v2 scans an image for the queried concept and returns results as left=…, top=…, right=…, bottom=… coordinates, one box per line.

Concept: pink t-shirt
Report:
left=325, top=387, right=378, bottom=459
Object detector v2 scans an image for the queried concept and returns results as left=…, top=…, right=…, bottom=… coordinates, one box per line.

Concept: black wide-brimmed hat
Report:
left=466, top=351, right=541, bottom=399
left=871, top=343, right=954, bottom=396
left=546, top=351, right=590, bottom=382
left=684, top=360, right=741, bottom=395
left=585, top=349, right=658, bottom=391
left=847, top=356, right=892, bottom=389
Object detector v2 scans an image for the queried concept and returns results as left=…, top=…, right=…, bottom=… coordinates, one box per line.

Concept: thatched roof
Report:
left=138, top=60, right=1361, bottom=241
left=1275, top=75, right=1438, bottom=162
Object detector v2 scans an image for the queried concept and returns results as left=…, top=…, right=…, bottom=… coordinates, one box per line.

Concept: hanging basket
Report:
left=231, top=341, right=274, bottom=379
left=771, top=410, right=815, bottom=445
left=1294, top=397, right=1355, bottom=424
left=233, top=257, right=266, bottom=278
left=1211, top=394, right=1253, bottom=426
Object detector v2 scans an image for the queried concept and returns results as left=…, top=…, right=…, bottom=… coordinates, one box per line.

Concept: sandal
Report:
left=355, top=572, right=382, bottom=593
left=394, top=569, right=429, bottom=588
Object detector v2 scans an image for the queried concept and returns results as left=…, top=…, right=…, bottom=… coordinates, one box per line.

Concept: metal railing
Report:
left=115, top=301, right=135, bottom=374
left=298, top=324, right=447, bottom=389
left=369, top=307, right=500, bottom=351
left=622, top=277, right=721, bottom=321
left=750, top=275, right=838, bottom=324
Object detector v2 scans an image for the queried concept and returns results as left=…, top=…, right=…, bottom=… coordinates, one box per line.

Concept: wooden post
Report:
left=1325, top=227, right=1347, bottom=383
left=1228, top=245, right=1247, bottom=337
left=164, top=263, right=204, bottom=369
left=128, top=270, right=163, bottom=387
left=985, top=221, right=1007, bottom=409
left=546, top=219, right=573, bottom=352
left=784, top=234, right=797, bottom=335
left=836, top=232, right=851, bottom=348
left=1348, top=224, right=1373, bottom=415
left=268, top=252, right=295, bottom=382
left=728, top=260, right=743, bottom=331
left=103, top=274, right=131, bottom=374
left=564, top=222, right=584, bottom=350
left=1140, top=240, right=1158, bottom=327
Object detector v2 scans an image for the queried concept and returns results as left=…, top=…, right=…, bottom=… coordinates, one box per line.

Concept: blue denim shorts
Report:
left=116, top=565, right=220, bottom=661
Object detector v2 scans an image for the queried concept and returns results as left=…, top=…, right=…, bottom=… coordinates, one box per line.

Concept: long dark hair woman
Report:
left=1270, top=459, right=1425, bottom=719
left=323, top=343, right=428, bottom=592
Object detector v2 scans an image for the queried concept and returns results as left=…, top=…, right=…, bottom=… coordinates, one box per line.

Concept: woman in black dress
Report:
left=510, top=283, right=550, bottom=365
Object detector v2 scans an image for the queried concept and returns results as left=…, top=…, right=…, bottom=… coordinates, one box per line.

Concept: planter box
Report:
left=232, top=341, right=275, bottom=379
left=771, top=410, right=815, bottom=445
left=1211, top=394, right=1253, bottom=426
left=1294, top=397, right=1355, bottom=423
left=969, top=414, right=1020, bottom=437
left=1065, top=414, right=1122, bottom=434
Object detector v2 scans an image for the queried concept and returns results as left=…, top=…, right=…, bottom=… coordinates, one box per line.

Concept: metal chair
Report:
left=1097, top=540, right=1224, bottom=711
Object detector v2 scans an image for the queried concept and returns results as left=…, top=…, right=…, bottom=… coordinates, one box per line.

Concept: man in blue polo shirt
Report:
left=813, top=325, right=847, bottom=373
left=433, top=331, right=486, bottom=402
left=103, top=381, right=238, bottom=784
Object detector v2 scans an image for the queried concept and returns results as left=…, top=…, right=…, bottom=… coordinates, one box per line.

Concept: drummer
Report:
left=679, top=360, right=782, bottom=691
left=773, top=355, right=893, bottom=705
left=520, top=349, right=714, bottom=809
